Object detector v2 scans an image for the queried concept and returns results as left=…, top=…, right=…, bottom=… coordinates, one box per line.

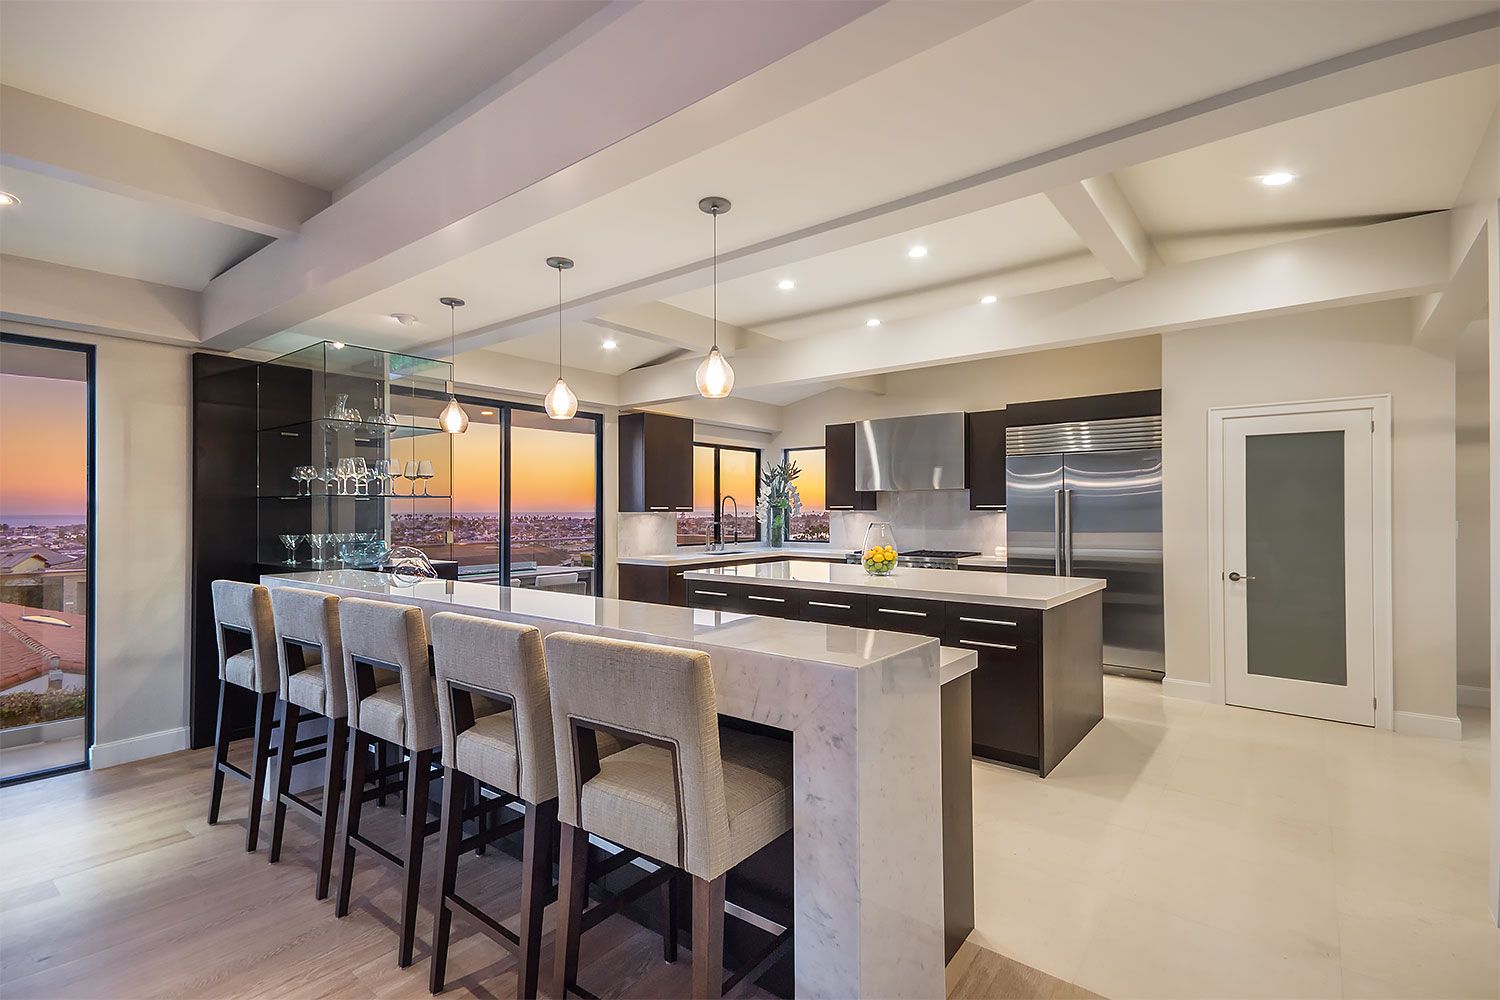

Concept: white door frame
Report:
left=1206, top=395, right=1393, bottom=730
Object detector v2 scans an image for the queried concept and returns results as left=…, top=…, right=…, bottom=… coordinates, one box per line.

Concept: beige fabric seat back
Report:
left=270, top=587, right=347, bottom=719
left=338, top=597, right=438, bottom=752
left=430, top=612, right=557, bottom=804
left=545, top=631, right=731, bottom=880
left=211, top=580, right=279, bottom=694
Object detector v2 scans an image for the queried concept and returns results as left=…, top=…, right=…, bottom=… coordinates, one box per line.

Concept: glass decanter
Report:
left=861, top=522, right=899, bottom=576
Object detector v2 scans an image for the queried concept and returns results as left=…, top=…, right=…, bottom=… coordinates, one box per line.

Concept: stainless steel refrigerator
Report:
left=1006, top=416, right=1165, bottom=675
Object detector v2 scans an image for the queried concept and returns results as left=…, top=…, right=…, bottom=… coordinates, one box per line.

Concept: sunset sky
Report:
left=0, top=374, right=87, bottom=516
left=451, top=421, right=596, bottom=514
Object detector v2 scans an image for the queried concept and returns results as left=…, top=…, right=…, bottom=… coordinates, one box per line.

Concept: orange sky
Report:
left=451, top=422, right=596, bottom=514
left=788, top=448, right=826, bottom=510
left=0, top=374, right=87, bottom=516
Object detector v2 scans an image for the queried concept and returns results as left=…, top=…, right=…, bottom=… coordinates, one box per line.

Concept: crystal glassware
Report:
left=279, top=533, right=301, bottom=565
left=416, top=460, right=435, bottom=496
left=320, top=466, right=338, bottom=496
left=328, top=393, right=351, bottom=421
left=351, top=457, right=370, bottom=496
left=403, top=460, right=420, bottom=496
left=294, top=466, right=313, bottom=496
left=861, top=522, right=899, bottom=576
left=307, top=533, right=327, bottom=566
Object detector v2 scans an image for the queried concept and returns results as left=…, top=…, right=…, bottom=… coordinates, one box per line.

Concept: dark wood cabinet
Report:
left=865, top=594, right=946, bottom=638
left=1004, top=389, right=1161, bottom=429
left=619, top=412, right=694, bottom=512
left=824, top=423, right=878, bottom=512
left=965, top=409, right=1007, bottom=511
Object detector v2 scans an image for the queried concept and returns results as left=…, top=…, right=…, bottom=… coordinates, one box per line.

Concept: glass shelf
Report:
left=266, top=493, right=454, bottom=501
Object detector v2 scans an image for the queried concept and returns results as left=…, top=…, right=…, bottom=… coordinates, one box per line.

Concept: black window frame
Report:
left=677, top=443, right=761, bottom=545
left=782, top=445, right=829, bottom=543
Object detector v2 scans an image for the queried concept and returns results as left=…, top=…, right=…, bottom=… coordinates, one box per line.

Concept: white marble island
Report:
left=683, top=559, right=1104, bottom=608
left=261, top=569, right=958, bottom=999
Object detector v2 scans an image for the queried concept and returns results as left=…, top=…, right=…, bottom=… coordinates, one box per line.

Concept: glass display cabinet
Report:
left=256, top=341, right=455, bottom=572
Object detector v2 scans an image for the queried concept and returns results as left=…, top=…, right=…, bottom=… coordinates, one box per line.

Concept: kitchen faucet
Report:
left=708, top=495, right=740, bottom=552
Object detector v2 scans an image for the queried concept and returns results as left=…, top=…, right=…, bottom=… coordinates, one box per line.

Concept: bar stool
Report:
left=334, top=597, right=442, bottom=968
left=545, top=632, right=794, bottom=1000
left=207, top=580, right=281, bottom=852
left=266, top=587, right=350, bottom=899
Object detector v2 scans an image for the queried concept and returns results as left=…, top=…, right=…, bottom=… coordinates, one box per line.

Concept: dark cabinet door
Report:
left=965, top=409, right=1007, bottom=511
left=825, top=423, right=878, bottom=512
left=619, top=412, right=694, bottom=512
left=1004, top=389, right=1161, bottom=428
left=866, top=595, right=946, bottom=638
left=944, top=603, right=1042, bottom=769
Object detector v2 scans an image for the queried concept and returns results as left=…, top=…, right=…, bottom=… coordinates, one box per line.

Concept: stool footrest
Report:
left=581, top=863, right=673, bottom=933
left=445, top=891, right=521, bottom=949
left=217, top=760, right=253, bottom=783
left=349, top=831, right=404, bottom=871
left=720, top=924, right=793, bottom=996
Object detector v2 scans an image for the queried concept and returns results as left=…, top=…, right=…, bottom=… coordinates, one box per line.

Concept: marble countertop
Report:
left=956, top=555, right=1007, bottom=569
left=939, top=646, right=978, bottom=684
left=617, top=543, right=854, bottom=567
left=682, top=559, right=1105, bottom=609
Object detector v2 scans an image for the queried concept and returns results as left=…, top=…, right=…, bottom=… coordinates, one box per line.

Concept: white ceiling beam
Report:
left=200, top=1, right=1007, bottom=351
left=619, top=212, right=1452, bottom=405
left=0, top=254, right=199, bottom=345
left=0, top=87, right=329, bottom=240
left=647, top=396, right=784, bottom=436
left=583, top=302, right=754, bottom=354
left=832, top=375, right=888, bottom=396
left=453, top=11, right=1496, bottom=351
left=1045, top=175, right=1154, bottom=281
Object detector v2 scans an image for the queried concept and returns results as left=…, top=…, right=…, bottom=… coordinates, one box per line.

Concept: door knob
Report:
left=1227, top=571, right=1256, bottom=582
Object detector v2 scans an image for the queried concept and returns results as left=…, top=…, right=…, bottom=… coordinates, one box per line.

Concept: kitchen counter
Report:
left=261, top=569, right=948, bottom=998
left=617, top=543, right=852, bottom=566
left=684, top=559, right=1103, bottom=609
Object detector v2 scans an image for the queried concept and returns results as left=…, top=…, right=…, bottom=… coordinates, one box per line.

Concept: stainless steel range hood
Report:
left=854, top=412, right=966, bottom=491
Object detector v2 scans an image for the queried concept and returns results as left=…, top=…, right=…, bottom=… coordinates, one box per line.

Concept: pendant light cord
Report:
left=557, top=265, right=564, bottom=376
left=449, top=302, right=457, bottom=388
left=712, top=209, right=719, bottom=351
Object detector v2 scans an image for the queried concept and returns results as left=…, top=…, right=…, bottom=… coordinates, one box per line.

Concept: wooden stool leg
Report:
left=691, top=874, right=727, bottom=1000
left=245, top=692, right=277, bottom=853
left=207, top=681, right=230, bottom=826
left=316, top=717, right=349, bottom=901
left=268, top=701, right=301, bottom=864
left=551, top=823, right=590, bottom=1000
left=377, top=740, right=389, bottom=807
left=335, top=730, right=370, bottom=918
left=397, top=747, right=434, bottom=968
left=661, top=872, right=679, bottom=963
left=516, top=799, right=557, bottom=999
left=428, top=768, right=465, bottom=994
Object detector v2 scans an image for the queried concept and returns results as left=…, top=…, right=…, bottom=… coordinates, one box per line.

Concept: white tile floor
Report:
left=971, top=676, right=1498, bottom=999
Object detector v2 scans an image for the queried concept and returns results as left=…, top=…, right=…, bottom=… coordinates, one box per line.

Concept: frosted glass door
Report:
left=1222, top=409, right=1375, bottom=725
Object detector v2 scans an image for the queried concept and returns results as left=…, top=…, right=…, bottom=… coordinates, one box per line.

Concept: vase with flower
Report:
left=755, top=459, right=804, bottom=548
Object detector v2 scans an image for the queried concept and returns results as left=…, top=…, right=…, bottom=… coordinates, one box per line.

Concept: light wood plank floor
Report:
left=0, top=745, right=1076, bottom=999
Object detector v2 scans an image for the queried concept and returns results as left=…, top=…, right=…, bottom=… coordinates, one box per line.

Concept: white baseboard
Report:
left=1393, top=711, right=1463, bottom=741
left=90, top=726, right=190, bottom=769
left=1458, top=684, right=1490, bottom=708
left=1161, top=677, right=1216, bottom=703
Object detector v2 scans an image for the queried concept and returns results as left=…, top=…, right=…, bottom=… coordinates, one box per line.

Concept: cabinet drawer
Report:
left=866, top=595, right=946, bottom=638
left=943, top=602, right=1041, bottom=648
left=738, top=586, right=802, bottom=618
left=797, top=591, right=867, bottom=628
left=685, top=582, right=745, bottom=613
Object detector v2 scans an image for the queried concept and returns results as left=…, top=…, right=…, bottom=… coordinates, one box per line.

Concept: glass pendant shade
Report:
left=695, top=345, right=735, bottom=399
left=438, top=395, right=469, bottom=434
left=544, top=377, right=578, bottom=420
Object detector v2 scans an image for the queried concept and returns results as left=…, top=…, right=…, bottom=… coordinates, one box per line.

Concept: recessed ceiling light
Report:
left=866, top=318, right=881, bottom=328
left=479, top=409, right=494, bottom=416
left=389, top=312, right=418, bottom=325
left=907, top=245, right=928, bottom=258
left=777, top=278, right=796, bottom=291
left=980, top=295, right=998, bottom=305
left=1258, top=171, right=1296, bottom=187
left=601, top=338, right=619, bottom=351
left=0, top=192, right=18, bottom=208
left=331, top=341, right=345, bottom=349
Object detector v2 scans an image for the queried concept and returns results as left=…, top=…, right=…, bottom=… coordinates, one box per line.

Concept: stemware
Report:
left=307, top=533, right=327, bottom=566
left=351, top=457, right=370, bottom=496
left=384, top=459, right=402, bottom=495
left=279, top=533, right=301, bottom=565
left=416, top=460, right=435, bottom=496
left=293, top=466, right=311, bottom=496
left=320, top=466, right=338, bottom=496
left=403, top=461, right=420, bottom=496
left=338, top=458, right=357, bottom=495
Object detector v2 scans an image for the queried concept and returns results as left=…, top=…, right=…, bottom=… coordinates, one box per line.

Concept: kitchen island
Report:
left=684, top=560, right=1106, bottom=775
left=261, top=569, right=965, bottom=999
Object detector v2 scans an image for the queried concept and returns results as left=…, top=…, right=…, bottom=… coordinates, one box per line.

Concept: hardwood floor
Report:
left=0, top=745, right=1075, bottom=999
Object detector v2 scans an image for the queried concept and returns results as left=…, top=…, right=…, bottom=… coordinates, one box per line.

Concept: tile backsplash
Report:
left=831, top=490, right=1005, bottom=556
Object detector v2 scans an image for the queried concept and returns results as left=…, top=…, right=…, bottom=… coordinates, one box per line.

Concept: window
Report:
left=784, top=446, right=828, bottom=542
left=678, top=444, right=761, bottom=545
left=0, top=333, right=94, bottom=785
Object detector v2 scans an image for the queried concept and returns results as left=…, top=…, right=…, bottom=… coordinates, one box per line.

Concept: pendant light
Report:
left=695, top=196, right=735, bottom=398
left=437, top=296, right=469, bottom=434
left=543, top=256, right=579, bottom=420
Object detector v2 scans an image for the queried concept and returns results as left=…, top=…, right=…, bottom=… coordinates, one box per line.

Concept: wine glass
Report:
left=339, top=458, right=357, bottom=495
left=299, top=466, right=317, bottom=496
left=279, top=533, right=301, bottom=565
left=307, top=533, right=327, bottom=566
left=384, top=459, right=401, bottom=495
left=351, top=457, right=370, bottom=496
left=403, top=461, right=420, bottom=496
left=417, top=460, right=435, bottom=496
left=320, top=466, right=338, bottom=496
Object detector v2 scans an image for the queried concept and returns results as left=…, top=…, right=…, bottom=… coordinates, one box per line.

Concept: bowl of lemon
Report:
left=860, top=522, right=899, bottom=576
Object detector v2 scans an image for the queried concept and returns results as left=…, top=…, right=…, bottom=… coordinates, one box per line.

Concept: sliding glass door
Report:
left=0, top=333, right=94, bottom=784
left=507, top=408, right=601, bottom=594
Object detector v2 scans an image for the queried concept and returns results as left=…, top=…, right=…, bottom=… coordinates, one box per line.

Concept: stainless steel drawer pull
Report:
left=694, top=590, right=728, bottom=597
left=959, top=639, right=1018, bottom=651
left=973, top=504, right=1004, bottom=510
left=808, top=601, right=852, bottom=609
left=877, top=607, right=928, bottom=617
left=958, top=616, right=1019, bottom=627
left=747, top=595, right=785, bottom=603
left=828, top=504, right=854, bottom=510
left=649, top=506, right=670, bottom=511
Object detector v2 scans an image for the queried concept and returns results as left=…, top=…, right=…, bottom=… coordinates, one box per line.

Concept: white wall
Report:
left=3, top=321, right=194, bottom=766
left=1161, top=301, right=1458, bottom=723
left=1456, top=321, right=1489, bottom=705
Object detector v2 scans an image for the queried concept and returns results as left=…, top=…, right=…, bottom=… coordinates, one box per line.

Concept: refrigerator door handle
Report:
left=1062, top=487, right=1075, bottom=576
left=1052, top=488, right=1064, bottom=574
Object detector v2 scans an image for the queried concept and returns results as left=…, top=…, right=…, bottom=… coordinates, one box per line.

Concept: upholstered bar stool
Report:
left=266, top=586, right=350, bottom=899
left=546, top=632, right=794, bottom=1000
left=207, top=580, right=281, bottom=852
left=334, top=597, right=443, bottom=968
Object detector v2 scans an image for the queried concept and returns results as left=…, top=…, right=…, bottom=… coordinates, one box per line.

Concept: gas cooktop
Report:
left=901, top=549, right=981, bottom=559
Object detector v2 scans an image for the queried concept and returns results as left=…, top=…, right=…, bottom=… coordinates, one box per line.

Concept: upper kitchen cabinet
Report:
left=618, top=411, right=694, bottom=512
left=1004, top=389, right=1162, bottom=428
left=825, top=422, right=878, bottom=511
left=965, top=409, right=1007, bottom=510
